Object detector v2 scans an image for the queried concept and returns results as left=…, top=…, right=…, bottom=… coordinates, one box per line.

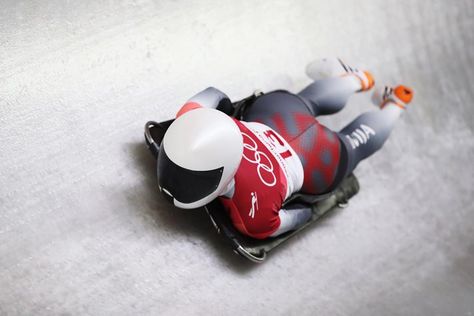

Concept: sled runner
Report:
left=144, top=93, right=360, bottom=262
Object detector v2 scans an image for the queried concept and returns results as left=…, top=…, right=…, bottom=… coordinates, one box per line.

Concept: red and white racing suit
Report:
left=219, top=120, right=305, bottom=239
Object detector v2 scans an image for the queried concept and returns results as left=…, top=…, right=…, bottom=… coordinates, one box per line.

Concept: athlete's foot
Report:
left=305, top=57, right=375, bottom=91
left=372, top=85, right=414, bottom=110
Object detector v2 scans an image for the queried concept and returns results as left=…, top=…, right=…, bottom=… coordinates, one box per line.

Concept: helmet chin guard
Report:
left=158, top=108, right=243, bottom=208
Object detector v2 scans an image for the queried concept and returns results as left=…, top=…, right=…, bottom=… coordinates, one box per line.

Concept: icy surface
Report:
left=1, top=0, right=473, bottom=315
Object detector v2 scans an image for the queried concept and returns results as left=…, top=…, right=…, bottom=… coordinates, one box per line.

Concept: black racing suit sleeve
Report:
left=216, top=97, right=233, bottom=115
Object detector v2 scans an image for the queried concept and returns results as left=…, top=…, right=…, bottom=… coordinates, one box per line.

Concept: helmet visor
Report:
left=157, top=146, right=224, bottom=205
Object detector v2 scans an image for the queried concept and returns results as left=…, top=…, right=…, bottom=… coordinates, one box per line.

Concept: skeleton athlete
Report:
left=157, top=58, right=414, bottom=239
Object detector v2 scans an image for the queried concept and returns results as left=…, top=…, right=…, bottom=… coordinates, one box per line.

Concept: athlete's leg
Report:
left=298, top=76, right=364, bottom=116
left=338, top=85, right=414, bottom=176
left=298, top=58, right=374, bottom=116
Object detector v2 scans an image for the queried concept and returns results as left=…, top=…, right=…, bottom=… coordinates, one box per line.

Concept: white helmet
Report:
left=158, top=108, right=243, bottom=209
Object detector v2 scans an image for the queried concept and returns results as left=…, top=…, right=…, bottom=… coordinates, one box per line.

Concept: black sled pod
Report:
left=144, top=94, right=359, bottom=262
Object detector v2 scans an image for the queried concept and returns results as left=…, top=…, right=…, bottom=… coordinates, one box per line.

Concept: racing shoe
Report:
left=305, top=57, right=375, bottom=91
left=372, top=85, right=414, bottom=110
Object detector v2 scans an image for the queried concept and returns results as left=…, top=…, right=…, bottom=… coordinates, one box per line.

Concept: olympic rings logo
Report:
left=241, top=132, right=276, bottom=187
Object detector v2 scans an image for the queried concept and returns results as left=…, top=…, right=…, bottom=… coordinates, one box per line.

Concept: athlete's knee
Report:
left=340, top=122, right=378, bottom=150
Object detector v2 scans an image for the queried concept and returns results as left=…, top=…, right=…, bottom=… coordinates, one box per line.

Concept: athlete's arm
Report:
left=269, top=206, right=312, bottom=237
left=176, top=87, right=232, bottom=117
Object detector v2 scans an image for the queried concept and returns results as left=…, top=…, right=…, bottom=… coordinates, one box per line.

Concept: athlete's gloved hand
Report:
left=271, top=204, right=312, bottom=237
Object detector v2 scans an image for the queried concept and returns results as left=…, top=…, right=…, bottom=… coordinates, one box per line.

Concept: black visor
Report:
left=157, top=145, right=224, bottom=205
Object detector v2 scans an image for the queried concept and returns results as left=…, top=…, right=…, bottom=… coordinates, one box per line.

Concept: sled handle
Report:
left=235, top=246, right=266, bottom=263
left=144, top=121, right=160, bottom=158
left=144, top=120, right=174, bottom=159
